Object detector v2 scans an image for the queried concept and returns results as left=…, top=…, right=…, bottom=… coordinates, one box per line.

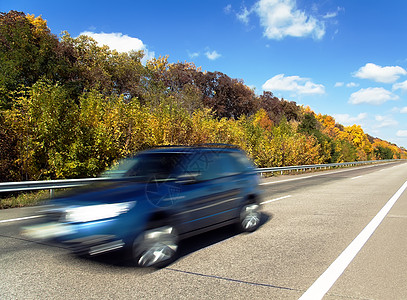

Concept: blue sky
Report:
left=2, top=0, right=407, bottom=148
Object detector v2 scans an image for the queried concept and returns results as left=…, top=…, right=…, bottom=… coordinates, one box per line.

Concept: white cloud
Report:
left=349, top=87, right=399, bottom=105
left=224, top=4, right=232, bottom=14
left=323, top=6, right=344, bottom=19
left=333, top=113, right=367, bottom=125
left=354, top=63, right=407, bottom=83
left=401, top=107, right=407, bottom=113
left=188, top=51, right=200, bottom=59
left=374, top=115, right=398, bottom=128
left=346, top=82, right=359, bottom=88
left=334, top=82, right=359, bottom=88
left=205, top=50, right=221, bottom=60
left=81, top=31, right=143, bottom=52
left=396, top=130, right=407, bottom=137
left=262, top=74, right=325, bottom=95
left=237, top=6, right=251, bottom=24
left=255, top=0, right=325, bottom=40
left=80, top=31, right=154, bottom=62
left=323, top=12, right=337, bottom=19
left=393, top=80, right=407, bottom=91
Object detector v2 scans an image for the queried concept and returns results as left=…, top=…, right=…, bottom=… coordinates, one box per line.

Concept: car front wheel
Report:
left=133, top=225, right=178, bottom=268
left=238, top=203, right=261, bottom=232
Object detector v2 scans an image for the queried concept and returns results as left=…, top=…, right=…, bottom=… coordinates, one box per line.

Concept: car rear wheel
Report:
left=238, top=203, right=261, bottom=232
left=133, top=225, right=178, bottom=268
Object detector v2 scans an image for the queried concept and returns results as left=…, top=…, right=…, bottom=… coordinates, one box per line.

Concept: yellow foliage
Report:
left=253, top=109, right=273, bottom=131
left=372, top=139, right=406, bottom=159
left=146, top=55, right=169, bottom=72
left=316, top=114, right=340, bottom=138
left=339, top=125, right=373, bottom=160
left=303, top=105, right=315, bottom=114
left=26, top=14, right=49, bottom=35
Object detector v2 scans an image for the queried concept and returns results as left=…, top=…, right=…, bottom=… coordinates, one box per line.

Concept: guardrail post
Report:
left=50, top=188, right=54, bottom=199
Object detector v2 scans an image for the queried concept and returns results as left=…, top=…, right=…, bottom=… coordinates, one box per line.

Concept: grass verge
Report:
left=0, top=190, right=51, bottom=209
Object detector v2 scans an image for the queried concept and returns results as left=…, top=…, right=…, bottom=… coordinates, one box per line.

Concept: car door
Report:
left=175, top=151, right=243, bottom=234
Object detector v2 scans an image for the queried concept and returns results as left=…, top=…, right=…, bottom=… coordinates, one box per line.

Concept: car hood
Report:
left=51, top=179, right=151, bottom=207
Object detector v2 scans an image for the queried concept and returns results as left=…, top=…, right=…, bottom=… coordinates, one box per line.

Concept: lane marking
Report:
left=261, top=195, right=292, bottom=205
left=260, top=174, right=321, bottom=185
left=260, top=165, right=377, bottom=186
left=299, top=180, right=407, bottom=300
left=0, top=215, right=42, bottom=224
left=351, top=175, right=363, bottom=180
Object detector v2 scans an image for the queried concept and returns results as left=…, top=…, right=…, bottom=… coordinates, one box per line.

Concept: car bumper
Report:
left=63, top=234, right=125, bottom=256
left=22, top=219, right=134, bottom=256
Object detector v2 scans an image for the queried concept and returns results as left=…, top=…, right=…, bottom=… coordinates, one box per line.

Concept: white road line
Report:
left=299, top=180, right=407, bottom=300
left=260, top=174, right=321, bottom=185
left=0, top=215, right=42, bottom=224
left=351, top=175, right=363, bottom=180
left=260, top=195, right=292, bottom=205
left=260, top=165, right=377, bottom=186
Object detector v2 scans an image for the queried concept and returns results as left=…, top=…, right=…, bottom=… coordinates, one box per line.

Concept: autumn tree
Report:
left=195, top=71, right=257, bottom=119
left=61, top=33, right=146, bottom=100
left=2, top=81, right=78, bottom=180
left=258, top=91, right=303, bottom=125
left=338, top=125, right=373, bottom=161
left=0, top=11, right=75, bottom=108
left=0, top=113, right=21, bottom=181
left=374, top=146, right=394, bottom=160
left=258, top=92, right=282, bottom=124
left=145, top=58, right=204, bottom=112
left=316, top=114, right=341, bottom=139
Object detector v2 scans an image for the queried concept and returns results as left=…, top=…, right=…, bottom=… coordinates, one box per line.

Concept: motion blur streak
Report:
left=0, top=215, right=42, bottom=224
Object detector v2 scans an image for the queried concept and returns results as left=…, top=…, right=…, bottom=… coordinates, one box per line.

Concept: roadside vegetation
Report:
left=1, top=10, right=406, bottom=187
left=0, top=190, right=50, bottom=209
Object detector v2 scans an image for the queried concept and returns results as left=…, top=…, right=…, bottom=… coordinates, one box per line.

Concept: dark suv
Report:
left=24, top=146, right=262, bottom=267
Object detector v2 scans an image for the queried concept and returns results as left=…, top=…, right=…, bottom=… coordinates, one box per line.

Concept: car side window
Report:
left=217, top=153, right=241, bottom=176
left=195, top=152, right=223, bottom=181
left=181, top=151, right=220, bottom=181
left=229, top=152, right=254, bottom=172
left=183, top=151, right=249, bottom=181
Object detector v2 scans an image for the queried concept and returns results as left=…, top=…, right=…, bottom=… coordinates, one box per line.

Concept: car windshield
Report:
left=102, top=152, right=187, bottom=181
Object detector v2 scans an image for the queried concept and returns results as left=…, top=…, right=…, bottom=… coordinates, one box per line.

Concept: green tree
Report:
left=0, top=11, right=73, bottom=108
left=3, top=81, right=78, bottom=180
left=0, top=113, right=21, bottom=181
left=374, top=146, right=394, bottom=160
left=60, top=32, right=146, bottom=100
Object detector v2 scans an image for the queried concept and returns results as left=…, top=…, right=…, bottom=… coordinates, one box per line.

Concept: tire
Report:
left=132, top=225, right=178, bottom=268
left=237, top=203, right=261, bottom=232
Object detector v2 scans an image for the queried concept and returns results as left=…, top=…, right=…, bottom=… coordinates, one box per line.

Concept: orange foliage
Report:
left=253, top=109, right=273, bottom=131
left=316, top=114, right=340, bottom=138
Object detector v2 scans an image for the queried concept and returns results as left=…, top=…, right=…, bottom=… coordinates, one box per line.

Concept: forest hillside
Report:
left=1, top=11, right=406, bottom=182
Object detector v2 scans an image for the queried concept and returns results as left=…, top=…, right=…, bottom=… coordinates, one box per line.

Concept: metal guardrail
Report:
left=0, top=159, right=399, bottom=194
left=0, top=177, right=111, bottom=194
left=256, top=159, right=396, bottom=176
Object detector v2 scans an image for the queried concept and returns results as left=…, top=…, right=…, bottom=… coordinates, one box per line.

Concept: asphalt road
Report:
left=1, top=161, right=406, bottom=300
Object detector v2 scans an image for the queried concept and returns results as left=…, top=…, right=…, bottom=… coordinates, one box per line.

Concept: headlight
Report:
left=65, top=201, right=136, bottom=223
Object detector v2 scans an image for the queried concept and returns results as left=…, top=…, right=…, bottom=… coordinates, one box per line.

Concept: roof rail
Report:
left=153, top=145, right=187, bottom=148
left=196, top=143, right=239, bottom=148
left=152, top=143, right=239, bottom=149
